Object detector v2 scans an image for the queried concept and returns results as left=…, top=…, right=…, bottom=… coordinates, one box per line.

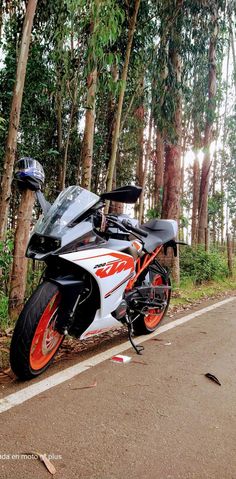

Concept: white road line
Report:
left=0, top=296, right=234, bottom=414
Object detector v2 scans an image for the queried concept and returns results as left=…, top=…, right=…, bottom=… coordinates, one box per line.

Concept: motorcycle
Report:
left=10, top=157, right=179, bottom=380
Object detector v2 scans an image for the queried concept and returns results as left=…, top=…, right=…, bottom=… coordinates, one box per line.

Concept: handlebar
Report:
left=121, top=219, right=148, bottom=238
left=95, top=213, right=148, bottom=239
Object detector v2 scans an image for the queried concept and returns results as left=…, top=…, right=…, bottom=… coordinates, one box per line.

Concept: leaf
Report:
left=39, top=454, right=57, bottom=475
left=205, top=373, right=221, bottom=386
left=71, top=379, right=97, bottom=390
left=131, top=360, right=148, bottom=365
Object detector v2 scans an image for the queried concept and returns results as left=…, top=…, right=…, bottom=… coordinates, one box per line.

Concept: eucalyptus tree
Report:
left=197, top=1, right=225, bottom=245
left=0, top=0, right=37, bottom=242
left=105, top=0, right=141, bottom=199
left=79, top=0, right=124, bottom=190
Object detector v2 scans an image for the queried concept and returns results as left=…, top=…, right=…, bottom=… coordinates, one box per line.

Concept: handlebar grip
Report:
left=122, top=220, right=148, bottom=238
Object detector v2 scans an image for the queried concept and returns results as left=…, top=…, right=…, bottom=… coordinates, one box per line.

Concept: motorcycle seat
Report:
left=140, top=219, right=178, bottom=253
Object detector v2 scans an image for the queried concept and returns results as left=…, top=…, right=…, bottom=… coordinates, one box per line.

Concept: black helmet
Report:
left=15, top=157, right=45, bottom=191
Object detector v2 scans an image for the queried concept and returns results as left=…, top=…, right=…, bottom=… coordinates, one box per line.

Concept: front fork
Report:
left=47, top=276, right=84, bottom=335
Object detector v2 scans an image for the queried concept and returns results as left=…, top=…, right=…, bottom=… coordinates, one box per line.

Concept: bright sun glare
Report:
left=184, top=142, right=217, bottom=168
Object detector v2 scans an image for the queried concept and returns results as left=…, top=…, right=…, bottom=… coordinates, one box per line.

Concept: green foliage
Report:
left=0, top=116, right=6, bottom=132
left=146, top=207, right=161, bottom=220
left=0, top=293, right=9, bottom=330
left=0, top=234, right=14, bottom=295
left=208, top=191, right=224, bottom=217
left=179, top=214, right=189, bottom=229
left=180, top=246, right=229, bottom=285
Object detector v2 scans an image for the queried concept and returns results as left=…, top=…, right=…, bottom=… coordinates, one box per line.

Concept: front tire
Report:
left=10, top=281, right=64, bottom=380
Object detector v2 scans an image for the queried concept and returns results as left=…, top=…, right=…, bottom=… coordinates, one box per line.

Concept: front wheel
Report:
left=132, top=271, right=171, bottom=335
left=10, top=281, right=64, bottom=380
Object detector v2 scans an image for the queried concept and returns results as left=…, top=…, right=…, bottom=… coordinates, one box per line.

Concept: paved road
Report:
left=0, top=297, right=236, bottom=479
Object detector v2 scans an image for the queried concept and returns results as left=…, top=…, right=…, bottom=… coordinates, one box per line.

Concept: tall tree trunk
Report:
left=221, top=35, right=230, bottom=241
left=161, top=48, right=182, bottom=219
left=154, top=129, right=164, bottom=216
left=0, top=0, right=37, bottom=242
left=105, top=0, right=141, bottom=197
left=81, top=66, right=97, bottom=190
left=161, top=1, right=183, bottom=285
left=8, top=189, right=35, bottom=321
left=0, top=1, right=3, bottom=41
left=106, top=62, right=119, bottom=170
left=56, top=83, right=64, bottom=191
left=228, top=11, right=236, bottom=98
left=198, top=10, right=218, bottom=245
left=191, top=153, right=200, bottom=245
left=134, top=74, right=144, bottom=218
left=153, top=7, right=170, bottom=218
left=62, top=77, right=78, bottom=189
left=139, top=114, right=153, bottom=223
left=191, top=120, right=201, bottom=245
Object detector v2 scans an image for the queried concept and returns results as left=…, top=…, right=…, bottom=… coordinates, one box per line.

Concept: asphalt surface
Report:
left=0, top=297, right=236, bottom=479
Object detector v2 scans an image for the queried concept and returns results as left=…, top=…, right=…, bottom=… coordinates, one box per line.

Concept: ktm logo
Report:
left=95, top=254, right=134, bottom=278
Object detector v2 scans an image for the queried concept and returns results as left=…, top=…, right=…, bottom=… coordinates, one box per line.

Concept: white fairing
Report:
left=60, top=248, right=135, bottom=337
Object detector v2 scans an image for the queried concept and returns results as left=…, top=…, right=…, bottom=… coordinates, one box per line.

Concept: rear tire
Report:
left=10, top=281, right=64, bottom=380
left=132, top=272, right=171, bottom=335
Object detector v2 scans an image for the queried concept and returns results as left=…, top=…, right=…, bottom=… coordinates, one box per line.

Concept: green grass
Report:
left=171, top=274, right=236, bottom=309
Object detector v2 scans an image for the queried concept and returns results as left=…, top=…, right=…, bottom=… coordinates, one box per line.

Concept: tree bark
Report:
left=56, top=82, right=64, bottom=191
left=0, top=0, right=38, bottom=242
left=8, top=189, right=35, bottom=321
left=221, top=35, right=230, bottom=241
left=154, top=129, right=164, bottom=216
left=134, top=74, right=144, bottom=218
left=191, top=153, right=200, bottom=245
left=191, top=119, right=201, bottom=245
left=81, top=66, right=97, bottom=190
left=198, top=10, right=218, bottom=244
left=161, top=60, right=182, bottom=219
left=228, top=11, right=236, bottom=98
left=227, top=233, right=233, bottom=277
left=62, top=77, right=78, bottom=189
left=139, top=114, right=152, bottom=223
left=161, top=1, right=183, bottom=285
left=105, top=0, right=141, bottom=197
left=106, top=62, right=119, bottom=170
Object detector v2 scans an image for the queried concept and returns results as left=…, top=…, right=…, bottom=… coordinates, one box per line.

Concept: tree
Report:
left=8, top=189, right=35, bottom=320
left=80, top=7, right=98, bottom=190
left=0, top=0, right=38, bottom=241
left=161, top=1, right=183, bottom=222
left=105, top=0, right=141, bottom=197
left=198, top=6, right=219, bottom=245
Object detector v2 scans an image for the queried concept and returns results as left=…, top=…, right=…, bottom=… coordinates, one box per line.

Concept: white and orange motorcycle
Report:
left=10, top=158, right=179, bottom=380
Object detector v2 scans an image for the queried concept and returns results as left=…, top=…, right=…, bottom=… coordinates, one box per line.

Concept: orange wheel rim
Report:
left=30, top=292, right=64, bottom=371
left=144, top=275, right=168, bottom=329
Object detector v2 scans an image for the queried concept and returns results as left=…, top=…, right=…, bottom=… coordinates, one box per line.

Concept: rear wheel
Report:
left=132, top=271, right=171, bottom=335
left=10, top=281, right=64, bottom=380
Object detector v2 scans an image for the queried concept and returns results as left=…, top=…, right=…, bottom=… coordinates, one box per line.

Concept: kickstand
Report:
left=127, top=323, right=144, bottom=355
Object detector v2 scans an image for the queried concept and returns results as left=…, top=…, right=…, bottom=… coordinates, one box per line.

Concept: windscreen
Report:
left=35, top=186, right=99, bottom=236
